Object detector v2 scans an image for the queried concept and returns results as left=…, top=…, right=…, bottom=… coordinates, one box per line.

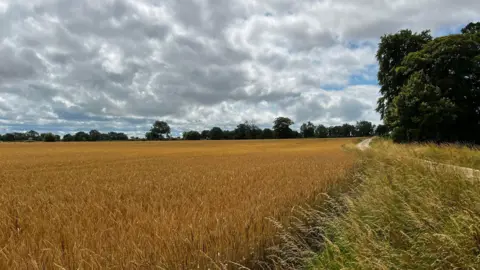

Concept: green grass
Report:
left=268, top=140, right=480, bottom=269
left=313, top=142, right=480, bottom=269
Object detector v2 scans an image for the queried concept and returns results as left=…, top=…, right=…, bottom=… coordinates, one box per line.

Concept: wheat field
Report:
left=0, top=139, right=355, bottom=269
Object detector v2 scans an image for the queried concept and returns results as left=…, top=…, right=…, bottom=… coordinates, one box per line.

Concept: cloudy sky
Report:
left=0, top=0, right=479, bottom=136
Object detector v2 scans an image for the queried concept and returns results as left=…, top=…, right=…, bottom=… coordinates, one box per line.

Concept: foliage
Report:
left=43, top=133, right=57, bottom=142
left=273, top=117, right=294, bottom=139
left=375, top=124, right=389, bottom=136
left=209, top=127, right=224, bottom=140
left=201, top=130, right=210, bottom=139
left=376, top=29, right=432, bottom=119
left=461, top=22, right=480, bottom=34
left=300, top=121, right=316, bottom=138
left=262, top=128, right=274, bottom=139
left=315, top=125, right=328, bottom=138
left=355, top=121, right=375, bottom=137
left=3, top=133, right=15, bottom=141
left=182, top=130, right=201, bottom=140
left=89, top=130, right=101, bottom=141
left=63, top=134, right=74, bottom=141
left=376, top=22, right=480, bottom=143
left=0, top=119, right=378, bottom=142
left=389, top=31, right=480, bottom=143
left=234, top=121, right=262, bottom=139
left=148, top=120, right=170, bottom=140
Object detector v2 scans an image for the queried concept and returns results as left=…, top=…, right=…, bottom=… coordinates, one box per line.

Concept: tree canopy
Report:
left=273, top=117, right=294, bottom=139
left=149, top=121, right=171, bottom=140
left=377, top=22, right=480, bottom=143
left=300, top=121, right=315, bottom=138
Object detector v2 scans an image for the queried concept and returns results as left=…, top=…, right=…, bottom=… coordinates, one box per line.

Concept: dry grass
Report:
left=272, top=139, right=480, bottom=269
left=372, top=138, right=480, bottom=170
left=0, top=138, right=355, bottom=269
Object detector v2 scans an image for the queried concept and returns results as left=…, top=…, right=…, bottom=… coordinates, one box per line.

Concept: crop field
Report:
left=0, top=138, right=355, bottom=269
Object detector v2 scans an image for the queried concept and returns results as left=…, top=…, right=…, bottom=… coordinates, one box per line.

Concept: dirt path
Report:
left=357, top=137, right=480, bottom=179
left=356, top=137, right=373, bottom=151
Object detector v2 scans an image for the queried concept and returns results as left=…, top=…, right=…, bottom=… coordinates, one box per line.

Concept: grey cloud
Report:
left=0, top=0, right=478, bottom=135
left=0, top=46, right=44, bottom=82
left=329, top=97, right=371, bottom=122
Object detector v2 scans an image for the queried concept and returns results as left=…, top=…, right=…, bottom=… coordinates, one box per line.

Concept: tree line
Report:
left=148, top=117, right=381, bottom=140
left=0, top=118, right=382, bottom=142
left=0, top=130, right=129, bottom=142
left=376, top=22, right=480, bottom=143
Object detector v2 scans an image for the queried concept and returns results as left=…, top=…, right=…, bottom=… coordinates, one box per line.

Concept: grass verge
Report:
left=270, top=141, right=480, bottom=269
left=372, top=137, right=480, bottom=170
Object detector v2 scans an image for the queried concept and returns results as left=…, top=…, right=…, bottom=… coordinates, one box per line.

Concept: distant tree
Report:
left=13, top=132, right=25, bottom=141
left=328, top=126, right=343, bottom=138
left=145, top=131, right=155, bottom=140
left=201, top=130, right=210, bottom=140
left=291, top=130, right=301, bottom=138
left=43, top=133, right=56, bottom=142
left=376, top=29, right=432, bottom=121
left=25, top=130, right=40, bottom=141
left=315, top=125, right=328, bottom=138
left=233, top=121, right=261, bottom=139
left=63, top=134, right=74, bottom=142
left=355, top=121, right=375, bottom=137
left=247, top=123, right=262, bottom=139
left=234, top=122, right=249, bottom=139
left=55, top=135, right=61, bottom=141
left=375, top=124, right=389, bottom=136
left=107, top=132, right=128, bottom=141
left=223, top=130, right=236, bottom=140
left=149, top=121, right=170, bottom=140
left=4, top=133, right=15, bottom=141
left=273, top=117, right=294, bottom=139
left=89, top=130, right=101, bottom=141
left=461, top=22, right=480, bottom=34
left=300, top=121, right=316, bottom=138
left=262, top=128, right=274, bottom=139
left=209, top=127, right=224, bottom=140
left=183, top=131, right=201, bottom=140
left=341, top=124, right=356, bottom=137
left=74, top=131, right=90, bottom=141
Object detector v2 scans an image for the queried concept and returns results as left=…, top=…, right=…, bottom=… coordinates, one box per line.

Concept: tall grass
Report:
left=0, top=139, right=355, bottom=269
left=373, top=137, right=480, bottom=170
left=269, top=140, right=480, bottom=269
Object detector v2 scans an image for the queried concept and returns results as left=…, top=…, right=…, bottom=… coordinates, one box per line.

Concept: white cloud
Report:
left=0, top=0, right=478, bottom=136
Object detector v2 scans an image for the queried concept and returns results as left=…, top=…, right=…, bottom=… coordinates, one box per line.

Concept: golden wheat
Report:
left=0, top=139, right=355, bottom=269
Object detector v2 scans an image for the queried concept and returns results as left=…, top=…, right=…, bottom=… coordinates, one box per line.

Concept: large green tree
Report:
left=375, top=124, right=389, bottom=136
left=273, top=117, right=294, bottom=139
left=376, top=30, right=432, bottom=120
left=384, top=25, right=480, bottom=143
left=461, top=22, right=480, bottom=34
left=149, top=121, right=171, bottom=140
